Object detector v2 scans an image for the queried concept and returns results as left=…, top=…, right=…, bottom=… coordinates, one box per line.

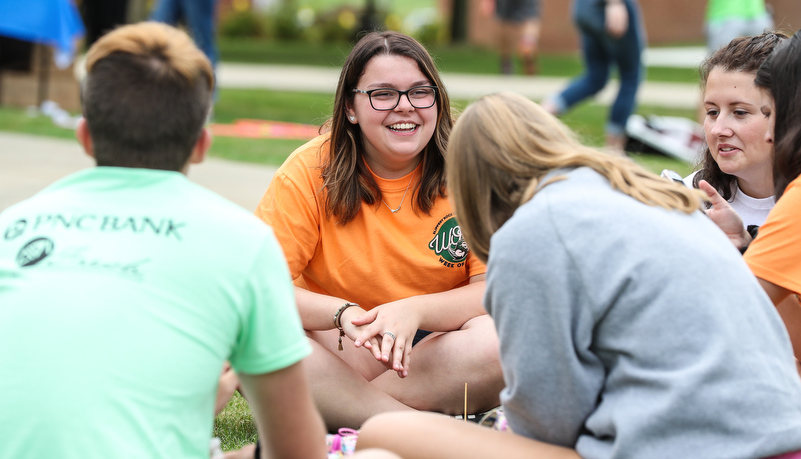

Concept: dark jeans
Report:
left=81, top=0, right=129, bottom=48
left=553, top=0, right=645, bottom=136
left=150, top=0, right=218, bottom=69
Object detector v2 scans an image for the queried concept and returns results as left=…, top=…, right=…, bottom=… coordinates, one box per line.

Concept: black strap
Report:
left=739, top=225, right=760, bottom=255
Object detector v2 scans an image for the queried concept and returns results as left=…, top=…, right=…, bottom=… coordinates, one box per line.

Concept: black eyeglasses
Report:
left=352, top=86, right=438, bottom=110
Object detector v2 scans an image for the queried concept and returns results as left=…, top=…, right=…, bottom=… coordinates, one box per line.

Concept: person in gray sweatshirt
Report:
left=354, top=92, right=801, bottom=459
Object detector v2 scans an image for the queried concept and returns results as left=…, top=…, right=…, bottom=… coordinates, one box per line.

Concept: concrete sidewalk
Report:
left=217, top=60, right=700, bottom=110
left=215, top=46, right=703, bottom=109
left=0, top=132, right=277, bottom=212
left=3, top=49, right=703, bottom=212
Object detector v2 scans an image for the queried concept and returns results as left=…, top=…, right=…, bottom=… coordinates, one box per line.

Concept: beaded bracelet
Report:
left=333, top=302, right=359, bottom=351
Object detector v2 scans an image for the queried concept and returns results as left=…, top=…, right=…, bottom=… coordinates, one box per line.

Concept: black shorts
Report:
left=412, top=329, right=433, bottom=346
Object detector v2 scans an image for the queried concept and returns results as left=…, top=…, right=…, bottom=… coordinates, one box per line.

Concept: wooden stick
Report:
left=464, top=383, right=468, bottom=422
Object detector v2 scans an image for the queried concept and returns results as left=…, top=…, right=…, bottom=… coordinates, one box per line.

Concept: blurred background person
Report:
left=705, top=0, right=773, bottom=53
left=356, top=91, right=801, bottom=459
left=80, top=0, right=130, bottom=49
left=482, top=0, right=541, bottom=75
left=0, top=22, right=326, bottom=459
left=150, top=0, right=219, bottom=104
left=541, top=0, right=646, bottom=154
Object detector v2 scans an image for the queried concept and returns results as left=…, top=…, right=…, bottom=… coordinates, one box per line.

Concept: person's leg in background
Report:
left=176, top=0, right=219, bottom=70
left=541, top=27, right=611, bottom=118
left=150, top=0, right=219, bottom=111
left=493, top=0, right=540, bottom=75
left=149, top=0, right=182, bottom=28
left=81, top=0, right=130, bottom=48
left=518, top=16, right=541, bottom=75
left=494, top=0, right=523, bottom=75
left=605, top=0, right=644, bottom=153
left=150, top=0, right=217, bottom=69
left=497, top=19, right=523, bottom=75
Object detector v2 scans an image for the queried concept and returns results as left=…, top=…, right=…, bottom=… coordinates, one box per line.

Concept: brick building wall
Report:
left=458, top=0, right=801, bottom=52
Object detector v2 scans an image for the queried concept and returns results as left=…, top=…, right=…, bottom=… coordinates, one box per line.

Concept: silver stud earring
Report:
left=349, top=116, right=356, bottom=122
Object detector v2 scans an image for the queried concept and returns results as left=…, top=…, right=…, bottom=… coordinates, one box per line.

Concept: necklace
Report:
left=381, top=173, right=414, bottom=214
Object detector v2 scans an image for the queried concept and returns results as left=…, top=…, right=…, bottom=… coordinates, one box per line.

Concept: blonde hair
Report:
left=82, top=22, right=213, bottom=170
left=447, top=92, right=707, bottom=263
left=85, top=21, right=213, bottom=91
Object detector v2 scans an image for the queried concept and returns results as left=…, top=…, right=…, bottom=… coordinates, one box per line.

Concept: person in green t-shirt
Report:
left=706, top=0, right=773, bottom=52
left=0, top=22, right=396, bottom=459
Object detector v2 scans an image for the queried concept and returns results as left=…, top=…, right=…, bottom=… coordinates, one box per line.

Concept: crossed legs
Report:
left=305, top=315, right=503, bottom=430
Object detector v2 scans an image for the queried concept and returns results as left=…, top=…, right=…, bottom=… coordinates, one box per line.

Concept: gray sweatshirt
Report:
left=486, top=167, right=801, bottom=458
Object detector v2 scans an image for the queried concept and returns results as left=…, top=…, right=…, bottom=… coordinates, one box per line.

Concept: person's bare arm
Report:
left=358, top=411, right=580, bottom=459
left=238, top=361, right=327, bottom=459
left=756, top=279, right=801, bottom=376
left=757, top=277, right=793, bottom=306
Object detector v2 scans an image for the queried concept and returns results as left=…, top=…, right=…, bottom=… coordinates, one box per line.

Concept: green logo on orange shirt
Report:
left=429, top=215, right=469, bottom=266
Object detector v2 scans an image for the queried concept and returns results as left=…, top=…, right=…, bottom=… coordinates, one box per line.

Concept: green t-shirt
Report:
left=706, top=0, right=768, bottom=22
left=0, top=167, right=310, bottom=458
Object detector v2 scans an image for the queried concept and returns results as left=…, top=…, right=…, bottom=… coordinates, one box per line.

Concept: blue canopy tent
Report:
left=0, top=0, right=85, bottom=106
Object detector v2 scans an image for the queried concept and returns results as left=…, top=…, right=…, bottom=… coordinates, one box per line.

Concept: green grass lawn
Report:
left=0, top=40, right=699, bottom=448
left=214, top=393, right=258, bottom=451
left=212, top=86, right=698, bottom=175
left=0, top=5, right=704, bottom=452
left=0, top=56, right=697, bottom=454
left=217, top=37, right=701, bottom=83
left=0, top=85, right=697, bottom=177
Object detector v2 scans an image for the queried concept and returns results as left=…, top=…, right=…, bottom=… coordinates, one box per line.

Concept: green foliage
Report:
left=218, top=37, right=351, bottom=67
left=273, top=0, right=304, bottom=41
left=313, top=6, right=363, bottom=43
left=414, top=19, right=447, bottom=46
left=217, top=38, right=699, bottom=83
left=219, top=10, right=268, bottom=38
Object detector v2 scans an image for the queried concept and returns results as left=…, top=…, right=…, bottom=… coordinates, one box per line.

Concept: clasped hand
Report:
left=697, top=179, right=752, bottom=248
left=340, top=301, right=419, bottom=378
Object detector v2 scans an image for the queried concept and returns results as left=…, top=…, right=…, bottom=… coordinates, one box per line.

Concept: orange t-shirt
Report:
left=255, top=135, right=486, bottom=311
left=745, top=174, right=801, bottom=295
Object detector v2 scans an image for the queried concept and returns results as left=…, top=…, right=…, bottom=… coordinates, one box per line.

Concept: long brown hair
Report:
left=755, top=31, right=801, bottom=199
left=321, top=30, right=453, bottom=224
left=448, top=93, right=706, bottom=263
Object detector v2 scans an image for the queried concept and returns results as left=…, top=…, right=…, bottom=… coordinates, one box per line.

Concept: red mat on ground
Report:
left=210, top=119, right=320, bottom=140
